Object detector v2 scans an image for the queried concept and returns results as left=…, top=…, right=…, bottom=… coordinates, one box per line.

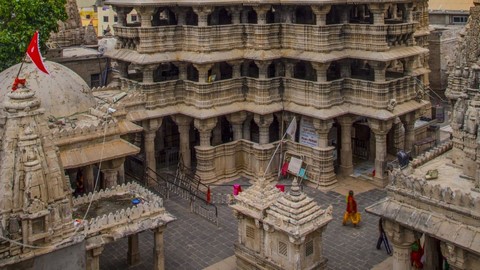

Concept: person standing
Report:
left=342, top=190, right=361, bottom=227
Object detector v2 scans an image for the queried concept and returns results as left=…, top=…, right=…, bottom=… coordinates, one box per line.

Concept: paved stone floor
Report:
left=100, top=178, right=390, bottom=270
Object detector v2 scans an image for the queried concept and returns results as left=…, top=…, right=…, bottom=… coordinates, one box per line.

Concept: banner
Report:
left=299, top=117, right=318, bottom=147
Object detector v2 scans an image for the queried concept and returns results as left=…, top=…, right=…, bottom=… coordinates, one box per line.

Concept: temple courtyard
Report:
left=100, top=177, right=390, bottom=270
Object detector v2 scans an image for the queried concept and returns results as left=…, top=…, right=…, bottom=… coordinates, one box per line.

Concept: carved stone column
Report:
left=137, top=6, right=156, bottom=27
left=311, top=62, right=330, bottom=82
left=371, top=61, right=387, bottom=82
left=141, top=64, right=158, bottom=84
left=193, top=6, right=213, bottom=27
left=228, top=6, right=241, bottom=24
left=313, top=119, right=333, bottom=148
left=400, top=112, right=416, bottom=153
left=127, top=234, right=140, bottom=266
left=227, top=112, right=247, bottom=140
left=383, top=220, right=416, bottom=270
left=153, top=226, right=166, bottom=270
left=144, top=118, right=163, bottom=182
left=113, top=7, right=132, bottom=27
left=405, top=4, right=414, bottom=23
left=369, top=4, right=387, bottom=25
left=253, top=5, right=271, bottom=24
left=311, top=5, right=331, bottom=26
left=195, top=117, right=218, bottom=182
left=193, top=63, right=213, bottom=83
left=101, top=157, right=125, bottom=189
left=285, top=61, right=295, bottom=78
left=340, top=6, right=351, bottom=23
left=255, top=60, right=271, bottom=79
left=177, top=62, right=187, bottom=80
left=228, top=60, right=242, bottom=78
left=118, top=164, right=125, bottom=185
left=172, top=115, right=192, bottom=168
left=243, top=114, right=253, bottom=141
left=86, top=246, right=104, bottom=270
left=369, top=119, right=393, bottom=186
left=174, top=7, right=186, bottom=25
left=340, top=59, right=352, bottom=78
left=284, top=6, right=294, bottom=23
left=337, top=115, right=354, bottom=176
left=254, top=114, right=274, bottom=144
left=84, top=164, right=94, bottom=193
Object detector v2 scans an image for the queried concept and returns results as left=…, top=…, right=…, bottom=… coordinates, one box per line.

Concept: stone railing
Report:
left=183, top=79, right=244, bottom=109
left=194, top=139, right=336, bottom=187
left=388, top=169, right=480, bottom=225
left=113, top=22, right=417, bottom=54
left=410, top=141, right=453, bottom=168
left=244, top=78, right=282, bottom=105
left=283, top=78, right=343, bottom=108
left=73, top=182, right=169, bottom=235
left=52, top=120, right=119, bottom=144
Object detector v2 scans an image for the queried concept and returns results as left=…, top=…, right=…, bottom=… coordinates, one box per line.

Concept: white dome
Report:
left=0, top=61, right=96, bottom=118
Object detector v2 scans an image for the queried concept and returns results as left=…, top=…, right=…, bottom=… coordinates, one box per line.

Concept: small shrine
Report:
left=231, top=176, right=332, bottom=269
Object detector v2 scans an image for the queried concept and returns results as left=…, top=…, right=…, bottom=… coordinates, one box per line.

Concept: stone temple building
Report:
left=101, top=0, right=432, bottom=188
left=0, top=61, right=175, bottom=270
left=367, top=1, right=480, bottom=269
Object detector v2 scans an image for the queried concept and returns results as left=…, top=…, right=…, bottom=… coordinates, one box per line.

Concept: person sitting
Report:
left=342, top=190, right=361, bottom=227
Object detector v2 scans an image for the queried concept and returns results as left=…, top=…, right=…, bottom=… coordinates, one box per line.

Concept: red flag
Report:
left=26, top=31, right=49, bottom=75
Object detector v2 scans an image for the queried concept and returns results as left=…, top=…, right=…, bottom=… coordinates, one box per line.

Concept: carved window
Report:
left=306, top=240, right=314, bottom=257
left=32, top=218, right=45, bottom=235
left=246, top=225, right=255, bottom=239
left=278, top=241, right=288, bottom=257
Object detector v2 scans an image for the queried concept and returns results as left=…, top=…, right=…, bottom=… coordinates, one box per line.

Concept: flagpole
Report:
left=263, top=116, right=296, bottom=178
left=15, top=54, right=28, bottom=79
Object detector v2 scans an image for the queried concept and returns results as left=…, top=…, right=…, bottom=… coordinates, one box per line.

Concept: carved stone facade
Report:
left=101, top=0, right=431, bottom=187
left=368, top=2, right=480, bottom=269
left=231, top=177, right=332, bottom=269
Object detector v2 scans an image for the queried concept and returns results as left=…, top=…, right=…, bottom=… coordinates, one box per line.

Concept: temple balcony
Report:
left=244, top=77, right=282, bottom=105
left=283, top=78, right=344, bottom=108
left=113, top=22, right=417, bottom=54
left=183, top=79, right=244, bottom=109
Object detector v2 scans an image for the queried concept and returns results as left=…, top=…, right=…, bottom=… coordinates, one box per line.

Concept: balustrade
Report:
left=112, top=22, right=417, bottom=54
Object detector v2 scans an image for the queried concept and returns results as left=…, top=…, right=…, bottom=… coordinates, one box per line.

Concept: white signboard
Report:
left=288, top=157, right=303, bottom=175
left=299, top=117, right=318, bottom=147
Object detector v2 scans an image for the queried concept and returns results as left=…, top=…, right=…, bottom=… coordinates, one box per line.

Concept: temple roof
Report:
left=263, top=178, right=332, bottom=238
left=230, top=176, right=282, bottom=220
left=0, top=61, right=96, bottom=118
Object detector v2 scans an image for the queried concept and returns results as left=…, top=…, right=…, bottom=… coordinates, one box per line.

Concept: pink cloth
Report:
left=233, top=184, right=242, bottom=195
left=275, top=184, right=285, bottom=192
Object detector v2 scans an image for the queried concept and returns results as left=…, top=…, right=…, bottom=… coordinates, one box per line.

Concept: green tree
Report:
left=0, top=0, right=67, bottom=72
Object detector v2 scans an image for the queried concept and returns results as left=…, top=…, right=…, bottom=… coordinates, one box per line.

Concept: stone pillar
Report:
left=144, top=118, right=163, bottom=181
left=137, top=6, right=156, bottom=27
left=177, top=62, right=187, bottom=80
left=113, top=7, right=132, bottom=27
left=86, top=246, right=104, bottom=270
left=102, top=168, right=118, bottom=189
left=340, top=6, right=351, bottom=23
left=285, top=61, right=295, bottom=78
left=141, top=64, right=158, bottom=84
left=194, top=118, right=218, bottom=181
left=311, top=5, right=331, bottom=26
left=340, top=59, right=351, bottom=78
left=405, top=4, right=414, bottom=23
left=153, top=227, right=166, bottom=270
left=313, top=119, right=333, bottom=148
left=337, top=116, right=354, bottom=176
left=254, top=114, right=274, bottom=144
left=255, top=60, right=271, bottom=79
left=371, top=61, right=387, bottom=82
left=227, top=112, right=247, bottom=140
left=369, top=4, right=387, bottom=25
left=84, top=164, right=94, bottom=193
left=193, top=6, right=213, bottom=27
left=243, top=114, right=252, bottom=141
left=253, top=5, right=271, bottom=25
left=383, top=220, right=415, bottom=270
left=311, top=62, right=330, bottom=82
left=228, top=6, right=241, bottom=24
left=174, top=8, right=186, bottom=25
left=400, top=112, right=416, bottom=153
left=127, top=234, right=140, bottom=266
left=228, top=60, right=242, bottom=78
left=284, top=6, right=294, bottom=23
left=172, top=115, right=192, bottom=168
left=369, top=119, right=393, bottom=186
left=193, top=63, right=213, bottom=83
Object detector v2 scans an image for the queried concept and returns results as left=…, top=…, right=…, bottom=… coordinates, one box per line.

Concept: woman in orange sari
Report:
left=342, top=190, right=361, bottom=227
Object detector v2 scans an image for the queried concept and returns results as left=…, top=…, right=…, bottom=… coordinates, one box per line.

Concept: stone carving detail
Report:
left=387, top=98, right=397, bottom=111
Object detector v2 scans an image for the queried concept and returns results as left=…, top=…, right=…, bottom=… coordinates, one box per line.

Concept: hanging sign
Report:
left=299, top=117, right=318, bottom=147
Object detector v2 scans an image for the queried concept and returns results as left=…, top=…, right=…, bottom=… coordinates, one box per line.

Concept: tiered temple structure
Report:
left=232, top=177, right=332, bottom=269
left=101, top=0, right=432, bottom=187
left=0, top=61, right=175, bottom=270
left=367, top=1, right=480, bottom=269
